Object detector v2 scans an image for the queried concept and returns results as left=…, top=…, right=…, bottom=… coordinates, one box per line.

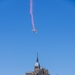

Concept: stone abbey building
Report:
left=26, top=54, right=50, bottom=75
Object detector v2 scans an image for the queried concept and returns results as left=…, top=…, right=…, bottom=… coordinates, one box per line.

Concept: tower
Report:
left=26, top=53, right=50, bottom=75
left=34, top=53, right=40, bottom=73
left=34, top=53, right=40, bottom=70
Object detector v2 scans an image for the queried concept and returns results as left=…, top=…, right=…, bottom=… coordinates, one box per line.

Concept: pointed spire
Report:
left=36, top=52, right=39, bottom=62
left=34, top=52, right=40, bottom=69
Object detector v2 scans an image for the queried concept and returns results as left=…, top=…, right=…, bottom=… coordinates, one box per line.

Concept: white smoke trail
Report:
left=30, top=0, right=36, bottom=30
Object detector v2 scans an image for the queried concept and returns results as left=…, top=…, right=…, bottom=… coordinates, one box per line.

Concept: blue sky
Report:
left=0, top=0, right=75, bottom=75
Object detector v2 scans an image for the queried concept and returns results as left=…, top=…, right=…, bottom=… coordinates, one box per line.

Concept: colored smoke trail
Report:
left=30, top=0, right=36, bottom=30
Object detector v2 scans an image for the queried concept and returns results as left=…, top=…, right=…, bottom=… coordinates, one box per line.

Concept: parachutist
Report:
left=32, top=29, right=37, bottom=33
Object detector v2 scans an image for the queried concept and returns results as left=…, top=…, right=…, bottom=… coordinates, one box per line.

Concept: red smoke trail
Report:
left=30, top=0, right=36, bottom=30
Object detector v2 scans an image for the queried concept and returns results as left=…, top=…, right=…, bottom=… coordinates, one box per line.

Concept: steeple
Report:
left=36, top=52, right=38, bottom=62
left=34, top=53, right=40, bottom=69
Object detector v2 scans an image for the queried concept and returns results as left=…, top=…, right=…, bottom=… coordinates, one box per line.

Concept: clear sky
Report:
left=0, top=0, right=75, bottom=75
